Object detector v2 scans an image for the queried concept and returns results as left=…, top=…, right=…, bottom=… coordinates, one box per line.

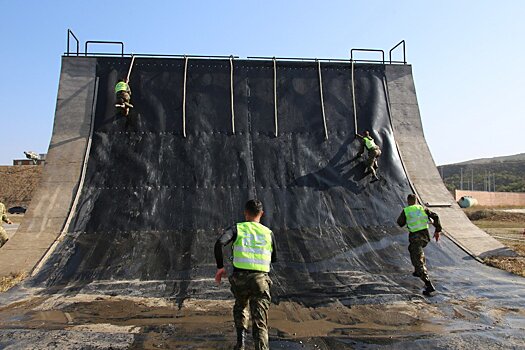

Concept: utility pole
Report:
left=471, top=169, right=474, bottom=191
left=460, top=168, right=463, bottom=190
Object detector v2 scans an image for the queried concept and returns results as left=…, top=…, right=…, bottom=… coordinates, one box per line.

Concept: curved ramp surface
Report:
left=26, top=57, right=522, bottom=304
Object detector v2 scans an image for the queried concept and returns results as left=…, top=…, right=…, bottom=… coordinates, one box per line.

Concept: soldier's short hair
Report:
left=245, top=199, right=263, bottom=216
left=407, top=194, right=417, bottom=204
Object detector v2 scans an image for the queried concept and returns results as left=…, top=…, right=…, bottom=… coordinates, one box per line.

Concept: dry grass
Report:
left=465, top=209, right=525, bottom=223
left=0, top=165, right=42, bottom=208
left=484, top=257, right=525, bottom=277
left=465, top=208, right=525, bottom=277
left=0, top=272, right=27, bottom=292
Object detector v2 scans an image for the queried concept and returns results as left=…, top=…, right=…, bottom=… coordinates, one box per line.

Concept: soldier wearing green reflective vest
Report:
left=397, top=194, right=442, bottom=296
left=356, top=130, right=382, bottom=181
left=214, top=199, right=276, bottom=350
left=114, top=78, right=133, bottom=116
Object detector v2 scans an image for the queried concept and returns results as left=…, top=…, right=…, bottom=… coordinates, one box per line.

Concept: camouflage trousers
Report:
left=408, top=230, right=431, bottom=283
left=366, top=148, right=381, bottom=176
left=0, top=227, right=9, bottom=248
left=229, top=271, right=272, bottom=350
left=116, top=91, right=131, bottom=104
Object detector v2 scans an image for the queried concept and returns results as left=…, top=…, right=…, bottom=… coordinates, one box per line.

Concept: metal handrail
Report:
left=71, top=52, right=239, bottom=59
left=248, top=56, right=351, bottom=62
left=66, top=29, right=79, bottom=56
left=389, top=40, right=406, bottom=64
left=85, top=41, right=124, bottom=57
left=350, top=48, right=385, bottom=63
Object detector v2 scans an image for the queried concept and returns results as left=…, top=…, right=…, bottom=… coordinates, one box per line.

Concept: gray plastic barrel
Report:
left=458, top=196, right=478, bottom=208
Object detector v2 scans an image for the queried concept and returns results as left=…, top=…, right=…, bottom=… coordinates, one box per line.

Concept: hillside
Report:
left=0, top=165, right=43, bottom=208
left=455, top=153, right=525, bottom=165
left=438, top=153, right=525, bottom=193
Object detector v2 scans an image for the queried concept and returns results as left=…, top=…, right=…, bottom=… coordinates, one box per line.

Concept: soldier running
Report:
left=0, top=202, right=13, bottom=248
left=214, top=199, right=276, bottom=350
left=114, top=78, right=133, bottom=116
left=356, top=131, right=381, bottom=181
left=397, top=194, right=442, bottom=296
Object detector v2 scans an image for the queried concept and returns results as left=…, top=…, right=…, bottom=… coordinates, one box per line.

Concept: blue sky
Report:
left=0, top=1, right=523, bottom=165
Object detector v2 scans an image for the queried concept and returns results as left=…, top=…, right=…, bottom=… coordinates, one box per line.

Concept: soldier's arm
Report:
left=425, top=209, right=442, bottom=232
left=214, top=226, right=236, bottom=269
left=397, top=211, right=406, bottom=227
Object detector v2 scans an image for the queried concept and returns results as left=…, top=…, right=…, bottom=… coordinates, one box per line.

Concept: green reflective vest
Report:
left=233, top=222, right=273, bottom=272
left=115, top=81, right=129, bottom=93
left=363, top=136, right=377, bottom=150
left=404, top=204, right=429, bottom=233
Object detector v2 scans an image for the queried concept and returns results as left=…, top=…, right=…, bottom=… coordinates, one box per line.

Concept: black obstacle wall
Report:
left=35, top=57, right=451, bottom=304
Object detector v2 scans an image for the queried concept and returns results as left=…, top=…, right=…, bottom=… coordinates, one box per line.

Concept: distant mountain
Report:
left=437, top=153, right=525, bottom=193
left=453, top=153, right=525, bottom=165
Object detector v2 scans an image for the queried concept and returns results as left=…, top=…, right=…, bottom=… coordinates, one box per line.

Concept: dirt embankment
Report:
left=0, top=165, right=42, bottom=208
left=465, top=209, right=525, bottom=223
left=465, top=208, right=525, bottom=277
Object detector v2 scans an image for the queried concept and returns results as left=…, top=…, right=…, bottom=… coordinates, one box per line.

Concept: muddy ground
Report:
left=0, top=292, right=523, bottom=349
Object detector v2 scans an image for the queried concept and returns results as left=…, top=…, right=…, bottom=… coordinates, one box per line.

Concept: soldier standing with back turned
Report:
left=397, top=194, right=442, bottom=296
left=214, top=199, right=276, bottom=350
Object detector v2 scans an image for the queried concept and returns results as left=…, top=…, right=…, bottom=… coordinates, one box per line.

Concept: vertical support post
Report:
left=182, top=56, right=189, bottom=138
left=317, top=60, right=328, bottom=140
left=351, top=59, right=358, bottom=134
left=230, top=56, right=235, bottom=135
left=273, top=57, right=278, bottom=137
left=126, top=55, right=136, bottom=83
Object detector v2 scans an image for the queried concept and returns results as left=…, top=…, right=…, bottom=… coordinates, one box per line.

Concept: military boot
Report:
left=423, top=281, right=436, bottom=296
left=234, top=328, right=246, bottom=350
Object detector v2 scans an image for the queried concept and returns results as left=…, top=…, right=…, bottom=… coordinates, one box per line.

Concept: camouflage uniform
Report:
left=356, top=133, right=381, bottom=178
left=0, top=203, right=10, bottom=247
left=366, top=148, right=382, bottom=176
left=408, top=231, right=431, bottom=282
left=115, top=81, right=132, bottom=106
left=397, top=206, right=441, bottom=284
left=215, top=223, right=277, bottom=350
left=229, top=271, right=272, bottom=350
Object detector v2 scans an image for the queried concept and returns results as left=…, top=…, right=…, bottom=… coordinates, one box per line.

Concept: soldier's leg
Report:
left=373, top=149, right=381, bottom=169
left=229, top=274, right=250, bottom=331
left=0, top=228, right=9, bottom=248
left=366, top=152, right=375, bottom=173
left=408, top=236, right=429, bottom=281
left=123, top=92, right=133, bottom=108
left=249, top=273, right=272, bottom=350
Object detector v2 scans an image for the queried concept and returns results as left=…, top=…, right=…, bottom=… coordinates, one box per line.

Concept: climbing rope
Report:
left=351, top=59, right=358, bottom=134
left=273, top=57, right=278, bottom=137
left=230, top=56, right=235, bottom=134
left=317, top=59, right=329, bottom=140
left=126, top=55, right=136, bottom=82
left=182, top=56, right=189, bottom=138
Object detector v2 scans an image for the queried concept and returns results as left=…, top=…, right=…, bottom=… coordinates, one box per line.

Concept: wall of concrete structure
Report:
left=455, top=190, right=525, bottom=207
